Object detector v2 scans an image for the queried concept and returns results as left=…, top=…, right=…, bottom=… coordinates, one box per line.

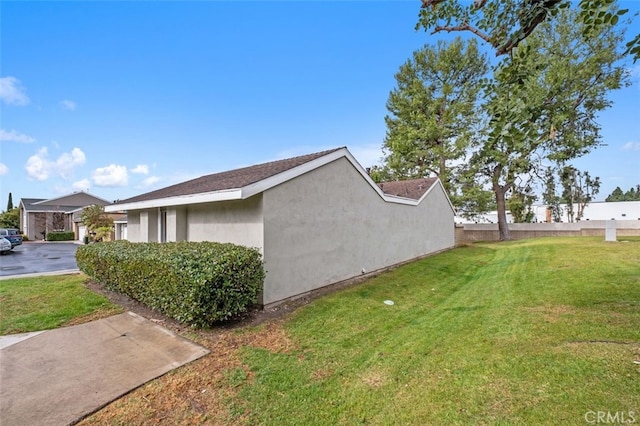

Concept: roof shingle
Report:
left=115, top=147, right=345, bottom=205
left=377, top=177, right=438, bottom=200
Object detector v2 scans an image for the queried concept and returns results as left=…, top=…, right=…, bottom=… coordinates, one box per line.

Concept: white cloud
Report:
left=25, top=146, right=87, bottom=181
left=621, top=141, right=640, bottom=151
left=26, top=147, right=51, bottom=181
left=131, top=164, right=149, bottom=174
left=0, top=129, right=35, bottom=143
left=0, top=76, right=29, bottom=105
left=72, top=178, right=91, bottom=191
left=141, top=176, right=161, bottom=187
left=60, top=99, right=77, bottom=111
left=56, top=148, right=86, bottom=179
left=0, top=163, right=8, bottom=176
left=92, top=164, right=128, bottom=187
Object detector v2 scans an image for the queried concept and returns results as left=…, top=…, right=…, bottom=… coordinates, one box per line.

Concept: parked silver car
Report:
left=0, top=228, right=23, bottom=248
left=0, top=236, right=12, bottom=254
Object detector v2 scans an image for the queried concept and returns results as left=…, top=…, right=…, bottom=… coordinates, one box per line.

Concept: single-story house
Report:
left=19, top=192, right=124, bottom=241
left=105, top=147, right=455, bottom=306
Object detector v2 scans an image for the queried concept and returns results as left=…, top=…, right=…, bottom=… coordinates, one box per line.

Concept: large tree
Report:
left=0, top=208, right=19, bottom=229
left=605, top=185, right=640, bottom=201
left=559, top=166, right=601, bottom=222
left=417, top=0, right=639, bottom=61
left=380, top=37, right=488, bottom=206
left=542, top=168, right=563, bottom=222
left=460, top=7, right=627, bottom=239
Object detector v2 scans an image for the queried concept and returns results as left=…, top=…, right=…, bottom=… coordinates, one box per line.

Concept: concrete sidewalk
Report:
left=0, top=312, right=209, bottom=426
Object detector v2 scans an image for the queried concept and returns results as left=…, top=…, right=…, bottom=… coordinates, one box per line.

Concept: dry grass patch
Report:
left=62, top=306, right=124, bottom=327
left=79, top=320, right=293, bottom=425
left=360, top=369, right=388, bottom=388
left=523, top=304, right=576, bottom=323
left=239, top=320, right=295, bottom=354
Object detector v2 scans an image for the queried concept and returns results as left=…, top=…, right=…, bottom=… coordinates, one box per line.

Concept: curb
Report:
left=0, top=269, right=81, bottom=281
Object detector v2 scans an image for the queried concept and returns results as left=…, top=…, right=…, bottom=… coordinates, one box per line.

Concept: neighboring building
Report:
left=106, top=147, right=456, bottom=306
left=531, top=200, right=640, bottom=223
left=19, top=192, right=122, bottom=241
left=456, top=201, right=640, bottom=224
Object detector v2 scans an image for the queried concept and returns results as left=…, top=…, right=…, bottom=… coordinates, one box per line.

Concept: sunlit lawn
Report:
left=0, top=274, right=121, bottom=335
left=11, top=237, right=638, bottom=425
left=235, top=237, right=640, bottom=424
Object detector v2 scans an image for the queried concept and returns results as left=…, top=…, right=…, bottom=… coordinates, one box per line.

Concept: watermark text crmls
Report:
left=585, top=411, right=636, bottom=424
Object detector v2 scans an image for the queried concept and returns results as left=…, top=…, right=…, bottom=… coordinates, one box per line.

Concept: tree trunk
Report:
left=439, top=150, right=447, bottom=191
left=494, top=183, right=512, bottom=241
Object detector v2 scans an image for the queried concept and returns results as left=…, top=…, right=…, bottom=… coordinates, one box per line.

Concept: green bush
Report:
left=76, top=241, right=265, bottom=327
left=46, top=231, right=75, bottom=241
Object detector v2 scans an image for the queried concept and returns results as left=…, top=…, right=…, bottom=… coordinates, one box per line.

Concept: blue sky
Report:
left=1, top=1, right=639, bottom=210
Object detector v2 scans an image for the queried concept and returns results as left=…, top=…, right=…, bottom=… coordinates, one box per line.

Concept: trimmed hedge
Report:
left=46, top=231, right=75, bottom=241
left=76, top=240, right=265, bottom=327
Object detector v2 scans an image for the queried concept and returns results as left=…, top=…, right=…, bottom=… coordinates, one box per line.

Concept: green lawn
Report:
left=3, top=238, right=638, bottom=425
left=235, top=237, right=640, bottom=424
left=0, top=274, right=121, bottom=334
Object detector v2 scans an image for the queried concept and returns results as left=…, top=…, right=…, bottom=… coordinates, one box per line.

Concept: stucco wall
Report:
left=186, top=195, right=263, bottom=249
left=126, top=211, right=141, bottom=242
left=125, top=196, right=263, bottom=248
left=261, top=157, right=455, bottom=305
left=140, top=210, right=158, bottom=242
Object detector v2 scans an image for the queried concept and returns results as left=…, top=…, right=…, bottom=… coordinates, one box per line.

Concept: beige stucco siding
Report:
left=185, top=195, right=264, bottom=250
left=126, top=212, right=141, bottom=242
left=142, top=210, right=158, bottom=242
left=125, top=196, right=263, bottom=248
left=261, top=157, right=454, bottom=305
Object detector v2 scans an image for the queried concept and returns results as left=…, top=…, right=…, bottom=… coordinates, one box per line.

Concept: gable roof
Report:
left=115, top=147, right=344, bottom=205
left=20, top=192, right=111, bottom=214
left=20, top=198, right=46, bottom=207
left=378, top=177, right=438, bottom=201
left=106, top=147, right=455, bottom=213
left=19, top=198, right=83, bottom=214
left=32, top=191, right=111, bottom=206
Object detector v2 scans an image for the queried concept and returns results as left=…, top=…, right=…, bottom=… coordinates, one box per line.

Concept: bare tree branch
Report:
left=432, top=23, right=493, bottom=45
left=497, top=0, right=564, bottom=55
left=421, top=0, right=447, bottom=8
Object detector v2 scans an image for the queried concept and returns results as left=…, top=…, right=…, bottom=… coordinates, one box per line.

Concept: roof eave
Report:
left=104, top=147, right=457, bottom=212
left=241, top=148, right=350, bottom=199
left=104, top=188, right=243, bottom=212
left=32, top=191, right=111, bottom=206
left=416, top=179, right=456, bottom=213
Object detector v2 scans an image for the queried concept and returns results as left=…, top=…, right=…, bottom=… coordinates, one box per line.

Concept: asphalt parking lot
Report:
left=0, top=242, right=80, bottom=278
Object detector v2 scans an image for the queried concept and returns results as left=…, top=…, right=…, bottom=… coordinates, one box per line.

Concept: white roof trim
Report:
left=32, top=191, right=111, bottom=206
left=241, top=148, right=349, bottom=199
left=417, top=178, right=457, bottom=213
left=341, top=149, right=454, bottom=212
left=105, top=188, right=242, bottom=212
left=105, top=147, right=456, bottom=213
left=22, top=208, right=79, bottom=214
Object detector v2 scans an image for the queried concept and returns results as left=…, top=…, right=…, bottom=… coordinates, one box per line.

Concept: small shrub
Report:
left=46, top=231, right=75, bottom=241
left=76, top=241, right=265, bottom=327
